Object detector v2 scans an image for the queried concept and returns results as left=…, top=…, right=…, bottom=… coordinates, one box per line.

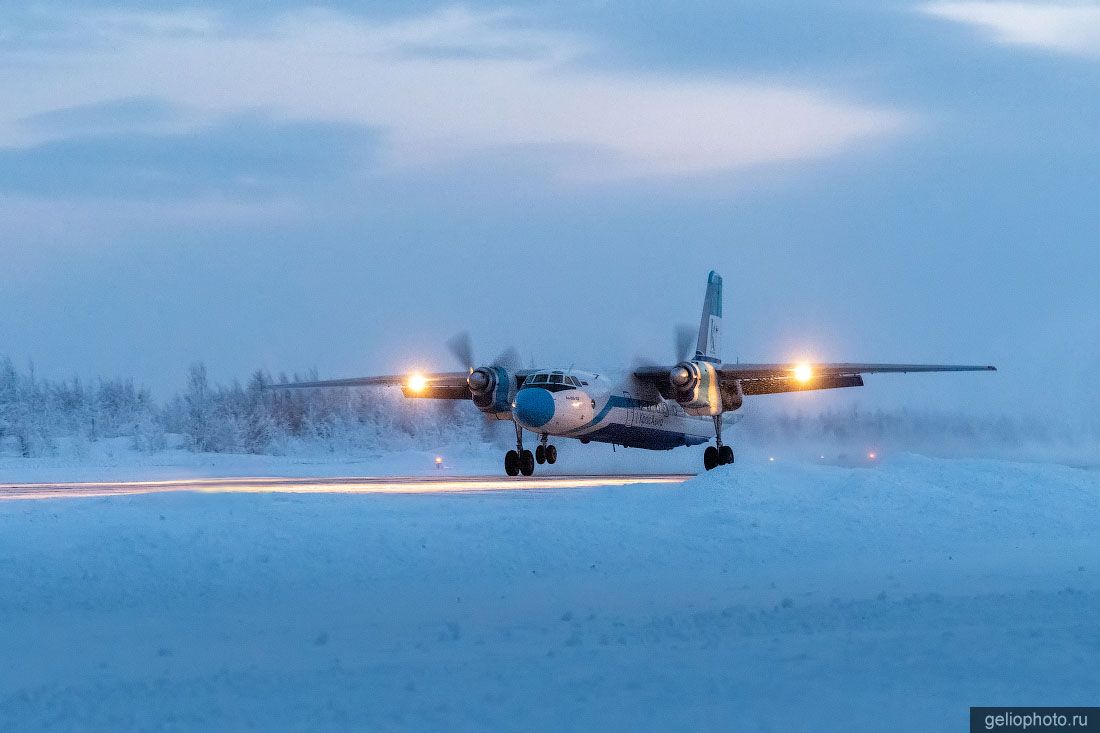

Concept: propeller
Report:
left=446, top=332, right=523, bottom=392
left=675, top=323, right=695, bottom=363
left=632, top=324, right=697, bottom=373
left=446, top=332, right=475, bottom=372
left=491, top=347, right=521, bottom=374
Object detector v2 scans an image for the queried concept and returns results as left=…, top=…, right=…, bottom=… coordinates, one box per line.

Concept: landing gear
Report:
left=505, top=450, right=520, bottom=476
left=704, top=445, right=718, bottom=471
left=703, top=415, right=734, bottom=471
left=534, top=436, right=557, bottom=466
left=506, top=421, right=536, bottom=476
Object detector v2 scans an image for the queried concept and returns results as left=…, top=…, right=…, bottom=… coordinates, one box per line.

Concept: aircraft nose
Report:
left=513, top=388, right=555, bottom=428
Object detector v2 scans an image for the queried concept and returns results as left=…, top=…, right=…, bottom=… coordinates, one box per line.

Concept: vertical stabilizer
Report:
left=695, top=271, right=722, bottom=364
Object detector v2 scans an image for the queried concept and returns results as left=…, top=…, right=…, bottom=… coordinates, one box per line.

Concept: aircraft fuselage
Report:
left=512, top=369, right=715, bottom=450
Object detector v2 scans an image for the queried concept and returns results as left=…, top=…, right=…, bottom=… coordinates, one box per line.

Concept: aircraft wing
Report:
left=634, top=362, right=996, bottom=398
left=724, top=362, right=995, bottom=395
left=265, top=372, right=473, bottom=399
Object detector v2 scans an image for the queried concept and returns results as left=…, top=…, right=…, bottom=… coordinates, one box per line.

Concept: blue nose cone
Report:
left=513, top=388, right=555, bottom=428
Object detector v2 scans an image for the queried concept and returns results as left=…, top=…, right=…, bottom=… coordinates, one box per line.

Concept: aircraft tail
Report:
left=694, top=271, right=722, bottom=364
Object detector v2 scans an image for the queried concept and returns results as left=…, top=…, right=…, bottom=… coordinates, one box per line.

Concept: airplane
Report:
left=268, top=271, right=995, bottom=475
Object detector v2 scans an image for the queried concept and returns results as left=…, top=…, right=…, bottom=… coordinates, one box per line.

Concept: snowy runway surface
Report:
left=1, top=454, right=1097, bottom=731
left=0, top=474, right=691, bottom=500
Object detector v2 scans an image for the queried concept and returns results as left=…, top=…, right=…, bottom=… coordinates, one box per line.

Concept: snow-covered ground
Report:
left=0, top=451, right=1097, bottom=731
left=0, top=435, right=712, bottom=483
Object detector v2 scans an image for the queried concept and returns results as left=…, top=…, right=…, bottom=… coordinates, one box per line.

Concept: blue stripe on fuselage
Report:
left=560, top=394, right=711, bottom=449
left=582, top=423, right=710, bottom=450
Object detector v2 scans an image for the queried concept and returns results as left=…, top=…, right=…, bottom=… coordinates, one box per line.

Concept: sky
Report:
left=1, top=1, right=1097, bottom=424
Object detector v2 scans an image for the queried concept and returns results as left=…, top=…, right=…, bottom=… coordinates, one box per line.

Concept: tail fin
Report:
left=695, top=271, right=722, bottom=364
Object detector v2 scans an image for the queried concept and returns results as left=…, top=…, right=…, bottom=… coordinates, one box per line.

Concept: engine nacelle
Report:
left=468, top=366, right=514, bottom=417
left=669, top=360, right=742, bottom=416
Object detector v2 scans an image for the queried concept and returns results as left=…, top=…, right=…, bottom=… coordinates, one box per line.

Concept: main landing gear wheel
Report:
left=507, top=420, right=535, bottom=477
left=703, top=446, right=718, bottom=471
left=703, top=414, right=734, bottom=471
left=519, top=449, right=535, bottom=476
left=505, top=450, right=520, bottom=477
left=545, top=444, right=557, bottom=465
left=535, top=445, right=546, bottom=464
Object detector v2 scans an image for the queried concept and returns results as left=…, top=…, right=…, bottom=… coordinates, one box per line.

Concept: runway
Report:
left=0, top=473, right=695, bottom=501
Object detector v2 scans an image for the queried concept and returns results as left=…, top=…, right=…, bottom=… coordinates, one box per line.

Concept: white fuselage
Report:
left=511, top=369, right=716, bottom=450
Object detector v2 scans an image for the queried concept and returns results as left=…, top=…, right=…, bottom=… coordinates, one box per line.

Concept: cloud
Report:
left=0, top=6, right=908, bottom=181
left=0, top=117, right=374, bottom=198
left=918, top=1, right=1100, bottom=57
left=20, top=97, right=177, bottom=137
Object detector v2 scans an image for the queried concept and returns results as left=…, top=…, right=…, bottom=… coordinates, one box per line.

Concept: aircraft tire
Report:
left=718, top=445, right=734, bottom=465
left=520, top=450, right=536, bottom=476
left=545, top=444, right=557, bottom=464
left=505, top=450, right=521, bottom=476
left=703, top=446, right=718, bottom=471
left=535, top=445, right=546, bottom=464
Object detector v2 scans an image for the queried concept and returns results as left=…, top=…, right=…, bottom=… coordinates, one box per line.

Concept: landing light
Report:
left=868, top=451, right=877, bottom=461
left=793, top=363, right=813, bottom=383
left=407, top=373, right=428, bottom=392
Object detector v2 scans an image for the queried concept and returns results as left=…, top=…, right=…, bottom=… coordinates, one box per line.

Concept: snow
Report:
left=0, top=452, right=1097, bottom=731
left=0, top=435, right=712, bottom=484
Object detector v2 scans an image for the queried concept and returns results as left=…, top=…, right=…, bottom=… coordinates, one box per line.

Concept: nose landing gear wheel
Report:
left=519, top=449, right=536, bottom=476
left=718, top=445, right=734, bottom=465
left=535, top=445, right=546, bottom=464
left=545, top=444, right=557, bottom=465
left=703, top=446, right=718, bottom=471
left=505, top=450, right=520, bottom=476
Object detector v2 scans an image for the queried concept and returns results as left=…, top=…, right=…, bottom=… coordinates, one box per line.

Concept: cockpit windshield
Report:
left=521, top=372, right=582, bottom=392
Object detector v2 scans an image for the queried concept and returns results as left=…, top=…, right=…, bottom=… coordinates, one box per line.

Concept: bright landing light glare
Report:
left=793, top=363, right=813, bottom=383
left=407, top=373, right=428, bottom=392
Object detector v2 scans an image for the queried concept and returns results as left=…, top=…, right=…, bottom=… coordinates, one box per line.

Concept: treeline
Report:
left=0, top=358, right=488, bottom=458
left=1, top=357, right=1093, bottom=459
left=737, top=404, right=1098, bottom=456
left=0, top=358, right=162, bottom=458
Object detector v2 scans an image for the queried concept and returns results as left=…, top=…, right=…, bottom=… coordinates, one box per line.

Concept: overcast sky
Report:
left=1, top=1, right=1097, bottom=422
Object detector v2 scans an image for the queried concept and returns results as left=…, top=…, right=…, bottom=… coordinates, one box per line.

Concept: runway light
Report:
left=793, top=363, right=813, bottom=383
left=407, top=373, right=428, bottom=392
left=435, top=456, right=443, bottom=469
left=769, top=456, right=776, bottom=462
left=868, top=451, right=877, bottom=460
